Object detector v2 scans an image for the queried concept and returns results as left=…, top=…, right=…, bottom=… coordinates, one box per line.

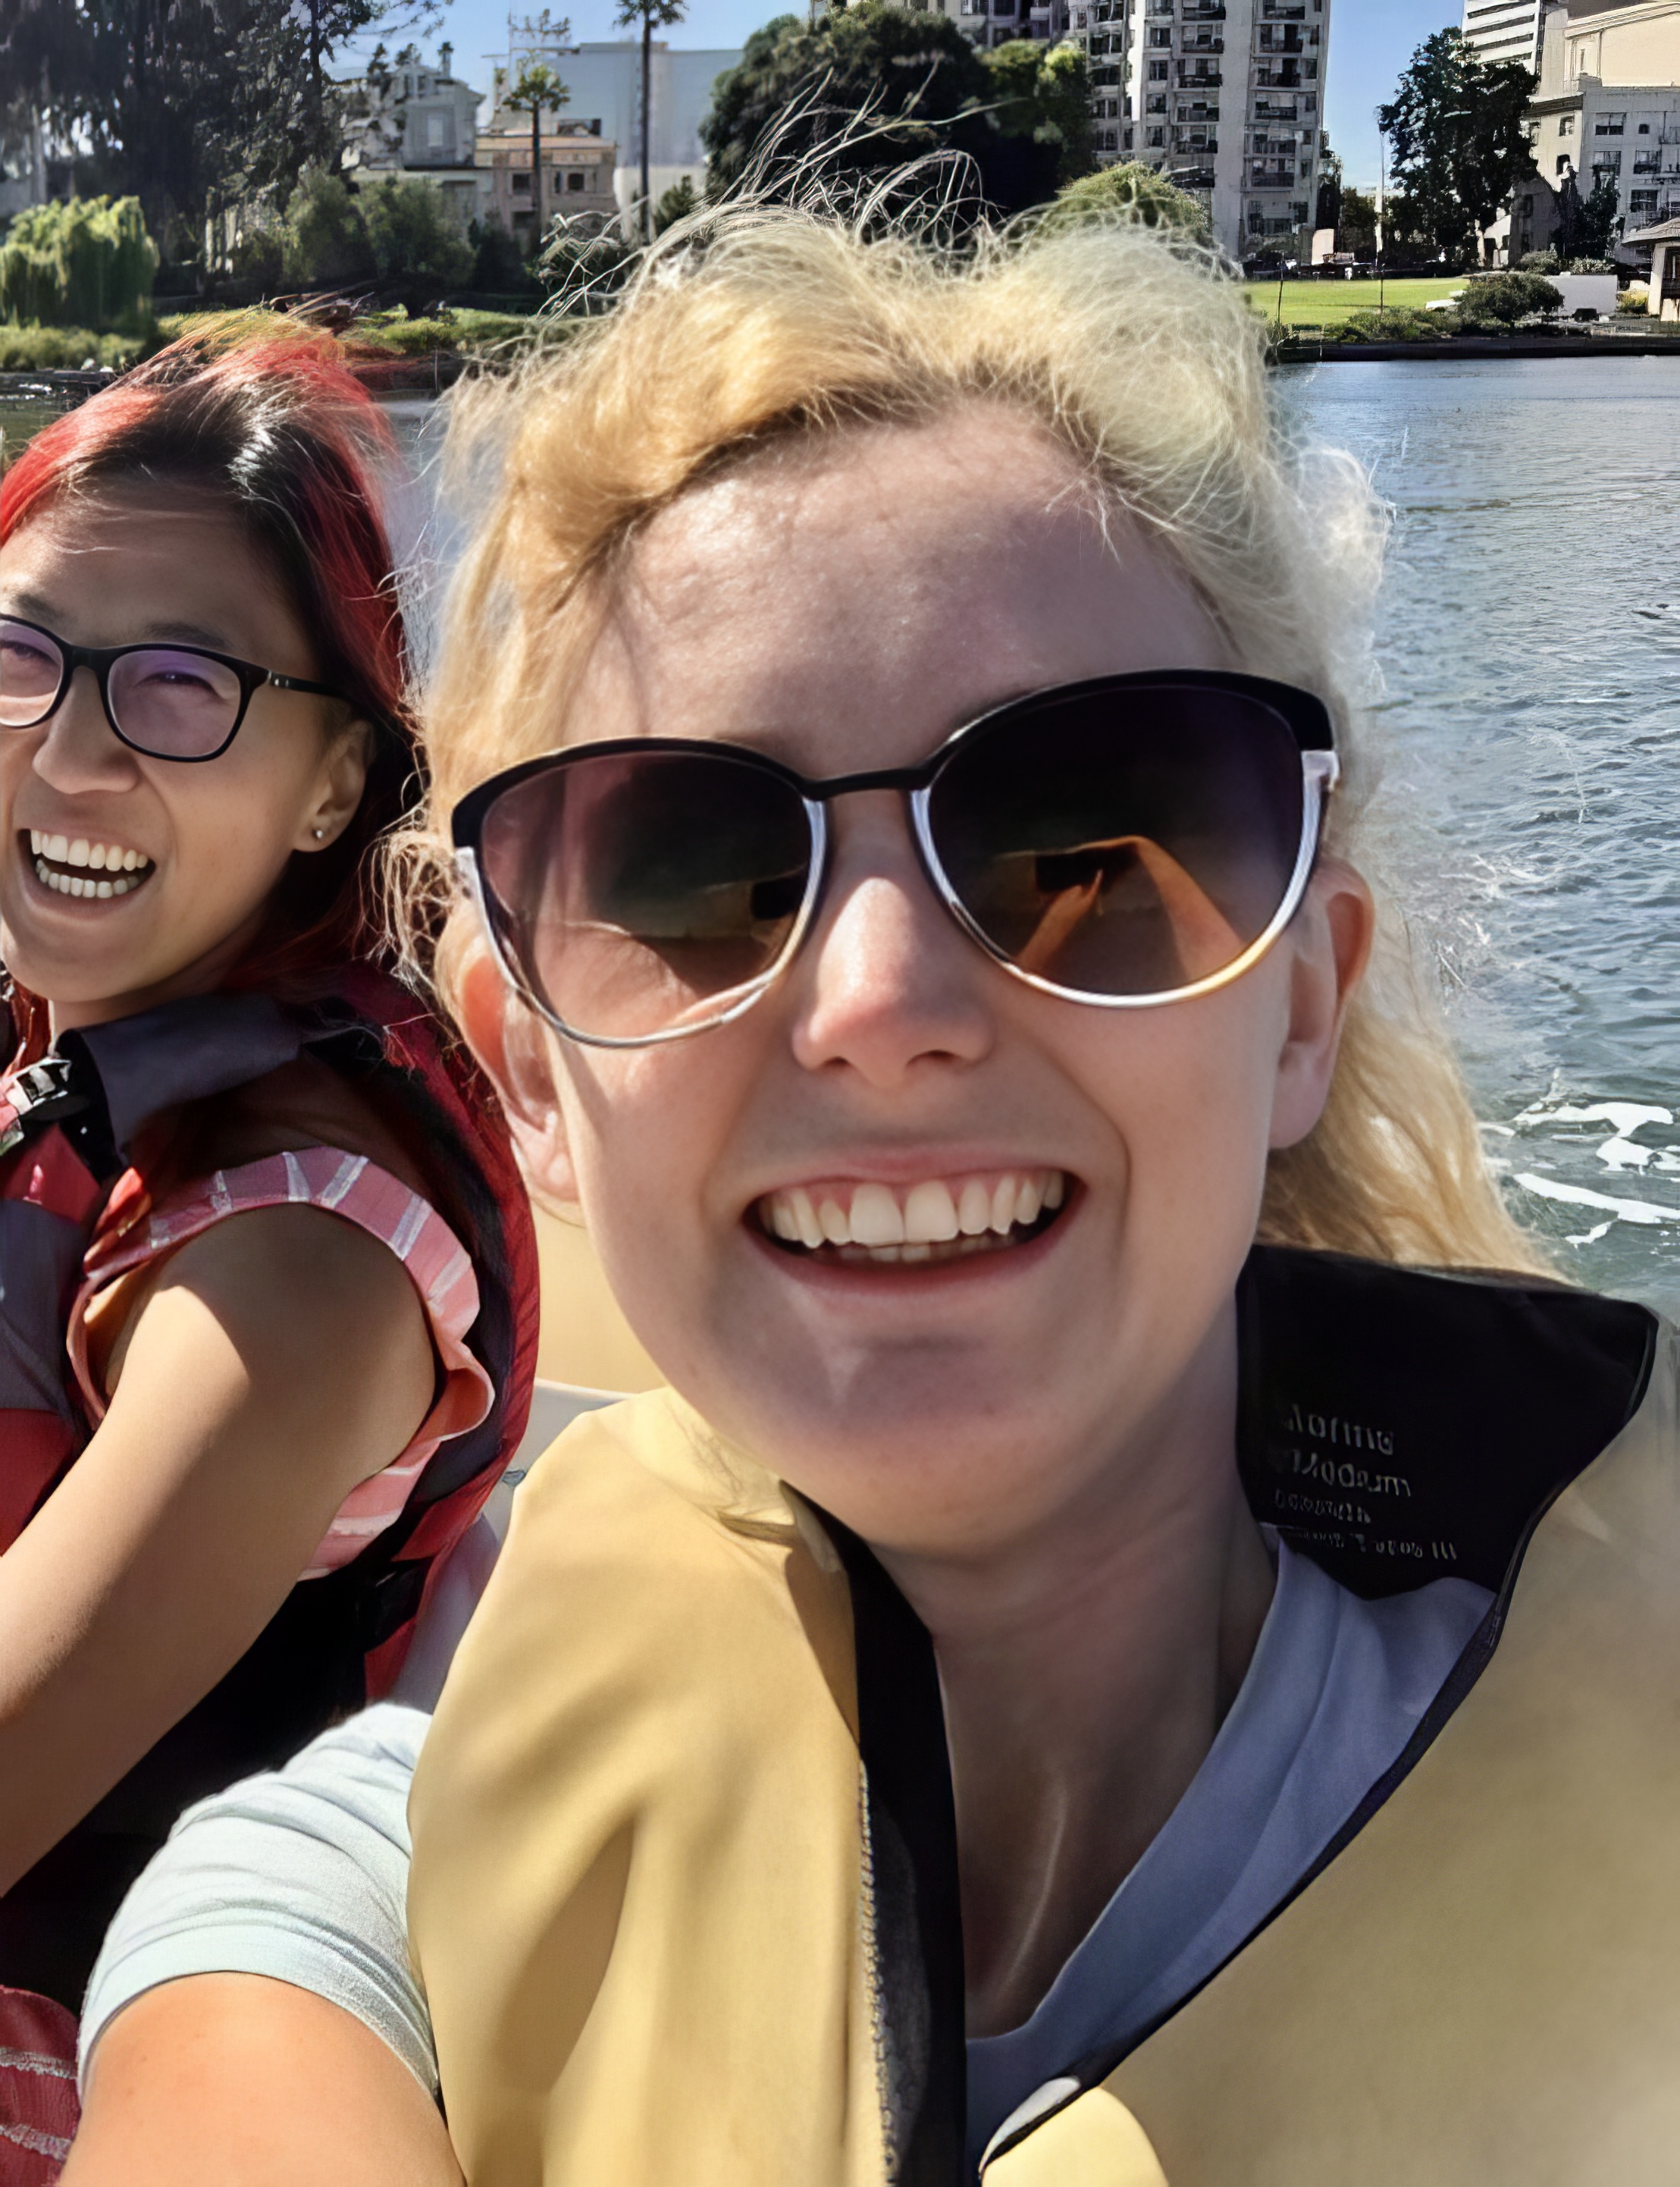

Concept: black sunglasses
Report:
left=451, top=670, right=1339, bottom=1050
left=0, top=616, right=347, bottom=763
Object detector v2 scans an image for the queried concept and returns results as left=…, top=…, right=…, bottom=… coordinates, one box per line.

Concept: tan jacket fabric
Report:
left=409, top=1256, right=1669, bottom=2187
left=989, top=1324, right=1680, bottom=2187
left=407, top=1388, right=894, bottom=2187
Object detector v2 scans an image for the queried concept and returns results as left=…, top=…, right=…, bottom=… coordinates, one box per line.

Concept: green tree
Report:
left=1041, top=159, right=1208, bottom=241
left=1557, top=168, right=1622, bottom=260
left=1377, top=28, right=1537, bottom=263
left=0, top=0, right=444, bottom=257
left=361, top=174, right=474, bottom=299
left=614, top=0, right=687, bottom=237
left=0, top=196, right=158, bottom=328
left=503, top=37, right=572, bottom=260
left=701, top=3, right=1082, bottom=215
left=977, top=39, right=1092, bottom=197
left=281, top=164, right=376, bottom=288
left=1338, top=184, right=1378, bottom=257
left=652, top=174, right=699, bottom=234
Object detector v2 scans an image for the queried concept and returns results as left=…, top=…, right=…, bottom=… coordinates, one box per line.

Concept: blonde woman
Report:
left=64, top=206, right=1669, bottom=2187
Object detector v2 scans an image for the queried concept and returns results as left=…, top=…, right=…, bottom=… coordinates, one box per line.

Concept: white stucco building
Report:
left=487, top=39, right=741, bottom=221
left=1520, top=0, right=1680, bottom=248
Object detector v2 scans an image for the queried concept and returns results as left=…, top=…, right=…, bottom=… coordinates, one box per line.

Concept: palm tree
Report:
left=504, top=54, right=570, bottom=259
left=613, top=0, right=687, bottom=237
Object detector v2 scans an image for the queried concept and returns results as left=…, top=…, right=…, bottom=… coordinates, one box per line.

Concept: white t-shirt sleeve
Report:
left=77, top=1701, right=434, bottom=2100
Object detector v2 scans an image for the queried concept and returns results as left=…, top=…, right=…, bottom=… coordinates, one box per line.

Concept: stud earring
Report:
left=312, top=827, right=326, bottom=841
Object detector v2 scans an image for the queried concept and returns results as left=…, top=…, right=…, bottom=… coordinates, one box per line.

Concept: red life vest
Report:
left=0, top=968, right=538, bottom=2014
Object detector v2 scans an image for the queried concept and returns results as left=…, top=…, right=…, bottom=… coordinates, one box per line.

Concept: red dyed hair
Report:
left=1, top=324, right=425, bottom=1018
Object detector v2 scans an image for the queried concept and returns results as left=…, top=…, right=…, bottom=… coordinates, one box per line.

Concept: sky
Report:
left=369, top=0, right=1462, bottom=191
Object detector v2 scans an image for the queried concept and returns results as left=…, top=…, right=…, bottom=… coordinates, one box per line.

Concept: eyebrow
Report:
left=1, top=595, right=235, bottom=651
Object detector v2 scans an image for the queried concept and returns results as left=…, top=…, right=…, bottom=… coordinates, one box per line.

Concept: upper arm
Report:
left=0, top=1206, right=435, bottom=1887
left=64, top=1975, right=463, bottom=2187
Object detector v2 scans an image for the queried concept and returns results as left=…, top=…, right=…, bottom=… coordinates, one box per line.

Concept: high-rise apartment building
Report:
left=922, top=0, right=1327, bottom=258
left=1083, top=0, right=1328, bottom=256
left=1461, top=0, right=1545, bottom=71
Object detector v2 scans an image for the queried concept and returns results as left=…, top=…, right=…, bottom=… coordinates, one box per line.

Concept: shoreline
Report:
left=1276, top=331, right=1680, bottom=365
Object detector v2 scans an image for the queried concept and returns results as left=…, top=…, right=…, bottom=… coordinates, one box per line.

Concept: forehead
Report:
left=0, top=487, right=293, bottom=653
left=568, top=405, right=1230, bottom=772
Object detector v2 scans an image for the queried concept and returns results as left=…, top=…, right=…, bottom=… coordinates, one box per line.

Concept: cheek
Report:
left=1081, top=980, right=1286, bottom=1249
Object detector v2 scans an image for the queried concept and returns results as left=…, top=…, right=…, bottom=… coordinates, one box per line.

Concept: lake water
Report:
left=1277, top=356, right=1680, bottom=1310
left=10, top=362, right=1680, bottom=1307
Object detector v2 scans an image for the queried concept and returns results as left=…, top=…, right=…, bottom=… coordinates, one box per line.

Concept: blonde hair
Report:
left=407, top=199, right=1546, bottom=1277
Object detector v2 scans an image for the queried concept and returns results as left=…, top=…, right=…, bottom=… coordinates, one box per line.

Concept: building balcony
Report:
left=1258, top=29, right=1304, bottom=51
left=1180, top=33, right=1224, bottom=50
left=1253, top=63, right=1301, bottom=86
left=1181, top=3, right=1226, bottom=16
left=1167, top=163, right=1217, bottom=188
left=1177, top=63, right=1222, bottom=83
left=1252, top=99, right=1297, bottom=119
left=1260, top=0, right=1305, bottom=14
left=1174, top=135, right=1218, bottom=153
left=1249, top=163, right=1296, bottom=187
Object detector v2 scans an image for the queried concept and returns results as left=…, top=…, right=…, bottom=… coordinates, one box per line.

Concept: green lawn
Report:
left=1247, top=277, right=1466, bottom=329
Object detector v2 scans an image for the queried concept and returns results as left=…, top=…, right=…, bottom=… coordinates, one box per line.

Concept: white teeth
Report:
left=850, top=1182, right=905, bottom=1247
left=122, top=849, right=139, bottom=871
left=990, top=1175, right=1017, bottom=1236
left=67, top=838, right=89, bottom=867
left=762, top=1170, right=1068, bottom=1262
left=32, top=856, right=141, bottom=899
left=957, top=1178, right=992, bottom=1235
left=87, top=842, right=107, bottom=870
left=46, top=833, right=67, bottom=862
left=904, top=1179, right=959, bottom=1244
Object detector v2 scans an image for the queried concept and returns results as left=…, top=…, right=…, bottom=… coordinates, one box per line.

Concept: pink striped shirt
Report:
left=67, top=1147, right=494, bottom=1579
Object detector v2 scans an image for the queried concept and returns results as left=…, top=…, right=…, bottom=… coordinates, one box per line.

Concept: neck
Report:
left=876, top=1299, right=1274, bottom=2038
left=47, top=907, right=266, bottom=1038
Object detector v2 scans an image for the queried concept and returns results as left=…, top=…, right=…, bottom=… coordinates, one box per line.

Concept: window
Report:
left=1593, top=149, right=1622, bottom=173
left=1595, top=111, right=1625, bottom=135
left=1149, top=58, right=1168, bottom=77
left=567, top=168, right=586, bottom=190
left=1559, top=115, right=1575, bottom=136
left=1146, top=92, right=1167, bottom=111
left=1147, top=125, right=1164, bottom=144
left=1556, top=154, right=1571, bottom=175
left=425, top=111, right=447, bottom=148
left=1631, top=188, right=1658, bottom=213
left=1639, top=121, right=1651, bottom=133
left=1149, top=26, right=1171, bottom=42
left=512, top=169, right=531, bottom=193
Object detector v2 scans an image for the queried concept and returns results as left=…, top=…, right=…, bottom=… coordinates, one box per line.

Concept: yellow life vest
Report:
left=409, top=1249, right=1664, bottom=2186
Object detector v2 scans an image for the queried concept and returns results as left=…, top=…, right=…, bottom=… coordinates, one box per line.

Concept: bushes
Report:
left=1320, top=305, right=1446, bottom=345
left=1453, top=271, right=1562, bottom=327
left=0, top=198, right=158, bottom=331
left=0, top=324, right=152, bottom=369
left=1043, top=161, right=1210, bottom=243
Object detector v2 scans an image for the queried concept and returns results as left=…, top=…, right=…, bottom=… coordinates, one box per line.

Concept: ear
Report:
left=294, top=715, right=374, bottom=854
left=456, top=946, right=581, bottom=1211
left=1268, top=858, right=1375, bottom=1152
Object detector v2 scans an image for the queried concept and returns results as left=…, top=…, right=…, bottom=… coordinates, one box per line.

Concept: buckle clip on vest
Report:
left=0, top=1056, right=90, bottom=1162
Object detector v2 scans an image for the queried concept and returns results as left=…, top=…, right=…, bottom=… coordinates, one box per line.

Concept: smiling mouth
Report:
left=756, top=1169, right=1070, bottom=1268
left=25, top=830, right=155, bottom=901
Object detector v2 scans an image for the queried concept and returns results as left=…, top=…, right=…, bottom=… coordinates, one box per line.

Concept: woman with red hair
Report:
left=0, top=330, right=537, bottom=2175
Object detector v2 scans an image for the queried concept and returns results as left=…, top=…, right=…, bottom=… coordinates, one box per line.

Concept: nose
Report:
left=788, top=792, right=995, bottom=1088
left=28, top=666, right=141, bottom=797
